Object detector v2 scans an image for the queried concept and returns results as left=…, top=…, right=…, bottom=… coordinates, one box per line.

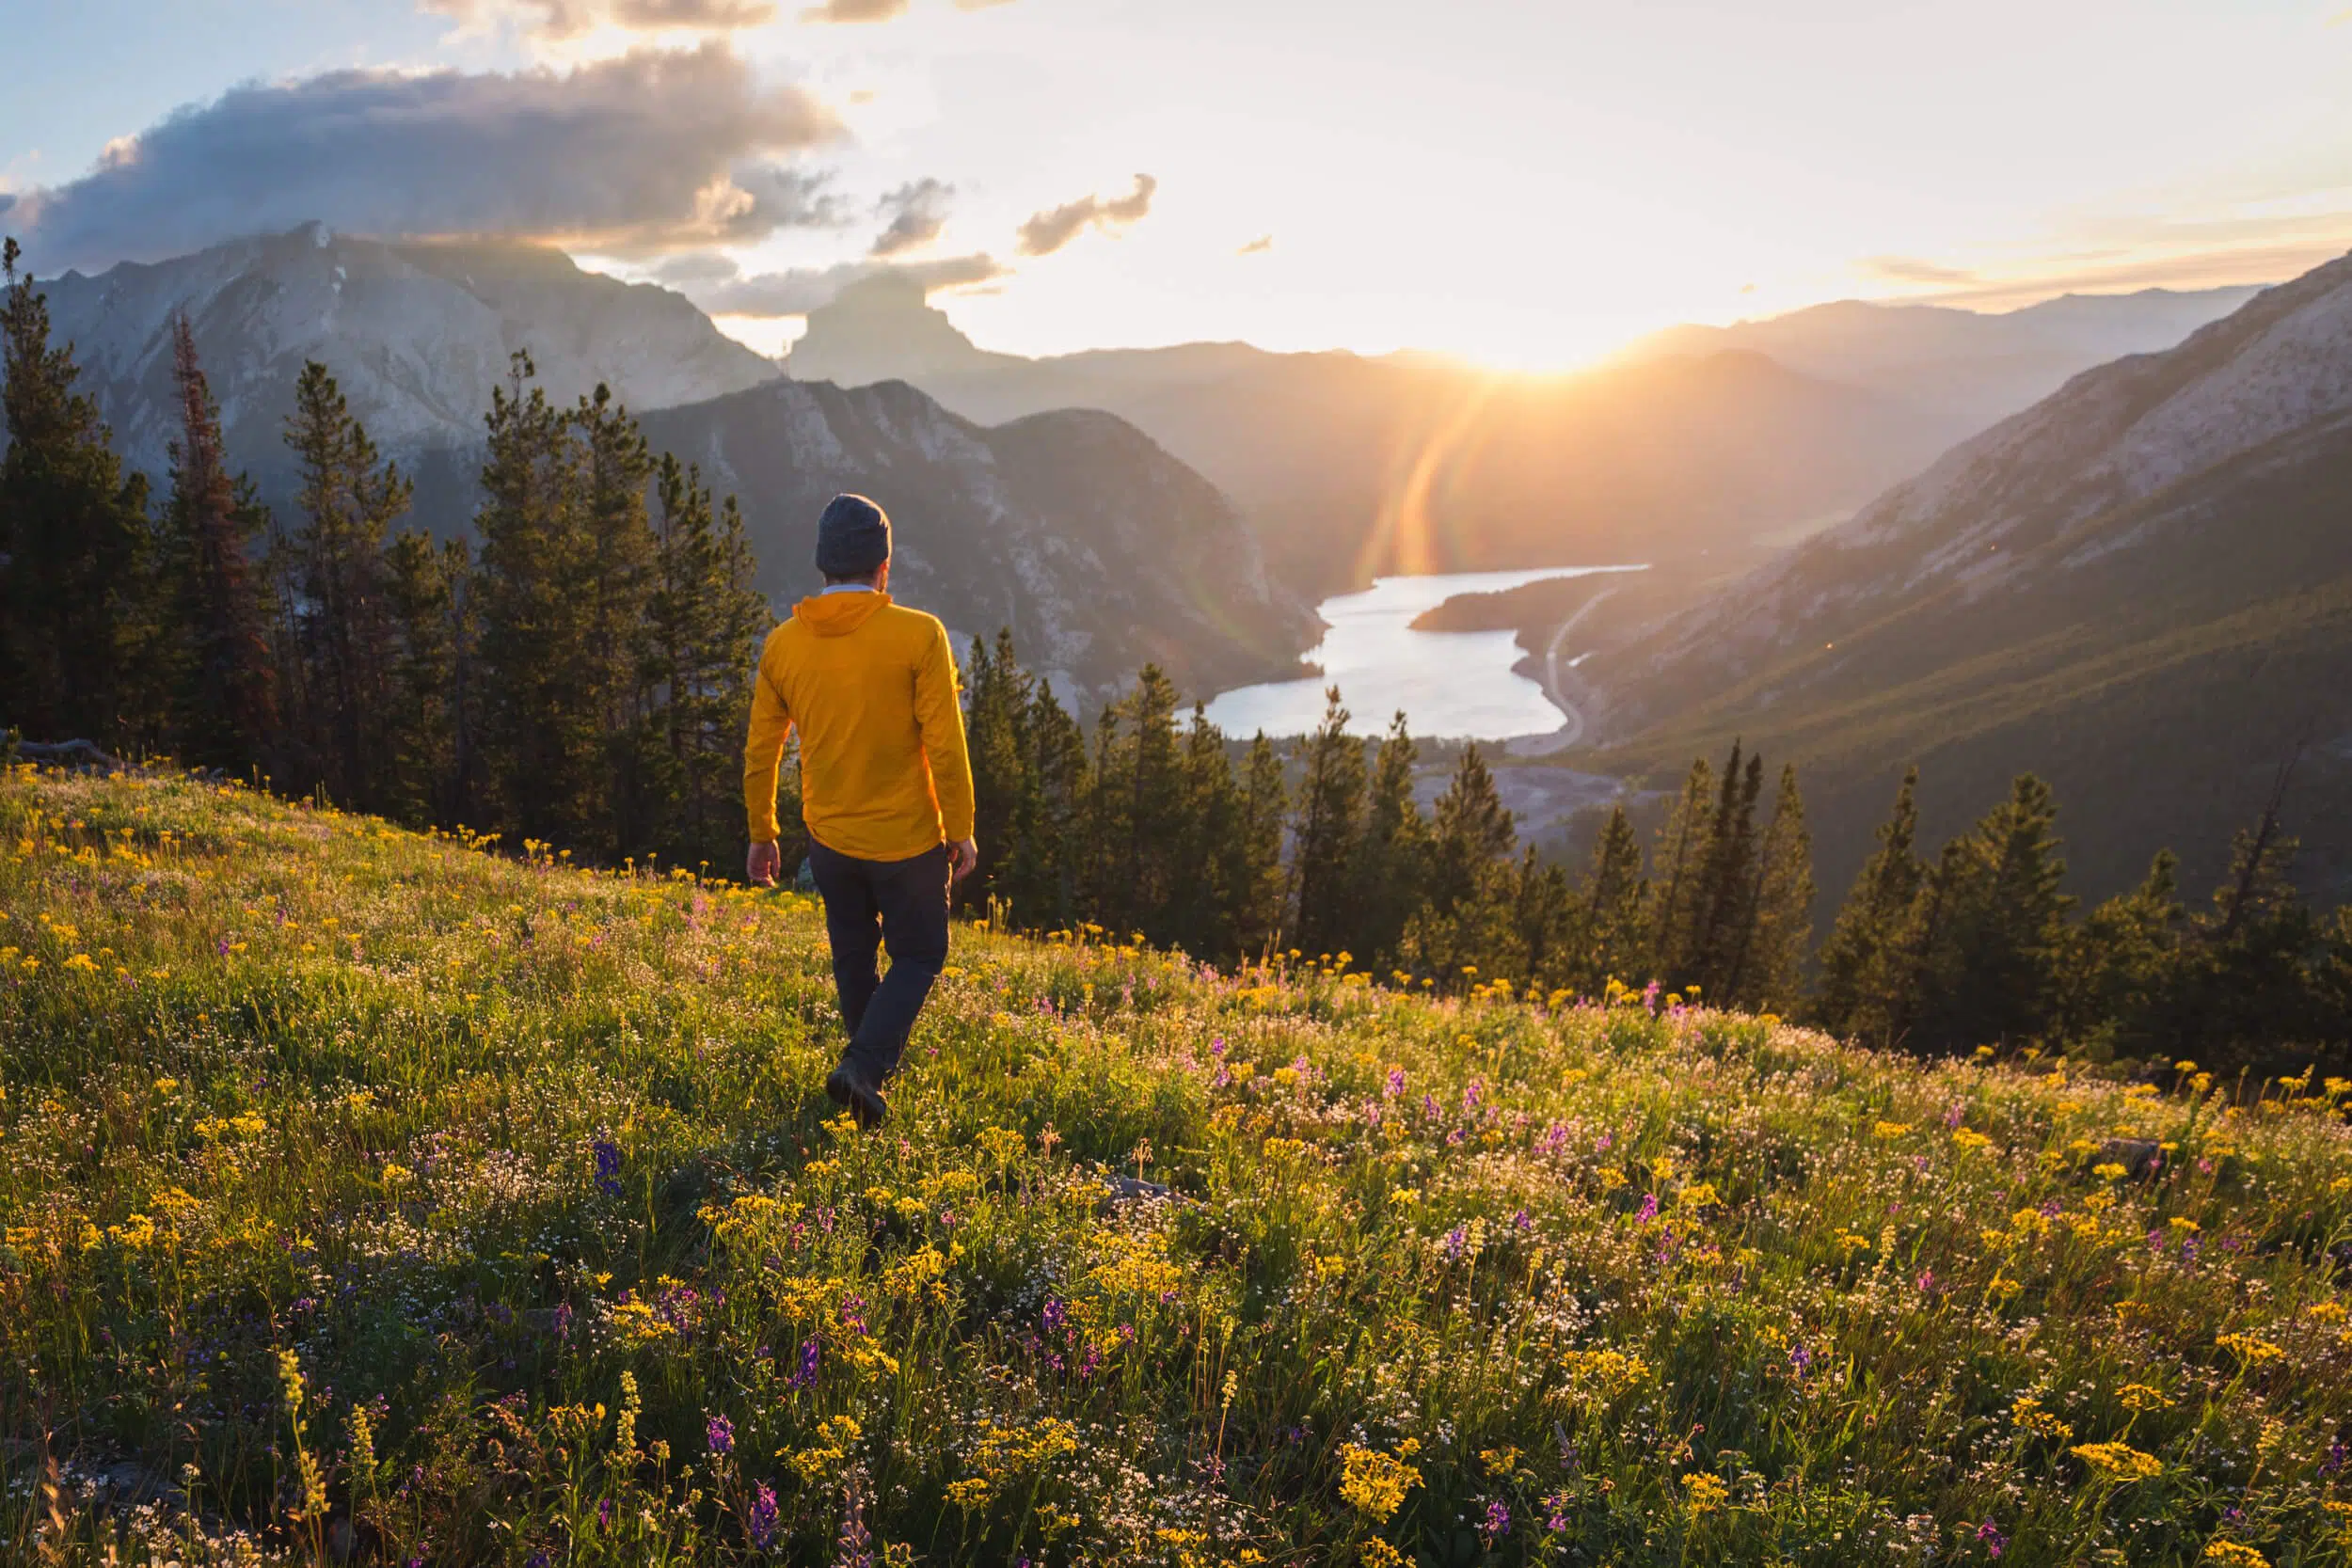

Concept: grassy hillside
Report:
left=4, top=767, right=2351, bottom=1566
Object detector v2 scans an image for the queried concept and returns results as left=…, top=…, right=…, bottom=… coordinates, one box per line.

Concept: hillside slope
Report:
left=1582, top=251, right=2352, bottom=905
left=636, top=377, right=1319, bottom=702
left=5, top=768, right=2349, bottom=1564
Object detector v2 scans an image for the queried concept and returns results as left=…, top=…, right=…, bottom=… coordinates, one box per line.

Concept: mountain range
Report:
left=787, top=276, right=2259, bottom=597
left=19, top=227, right=1310, bottom=697
left=1578, top=252, right=2352, bottom=906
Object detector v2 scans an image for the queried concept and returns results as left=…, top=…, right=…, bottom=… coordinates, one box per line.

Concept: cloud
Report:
left=800, top=0, right=907, bottom=20
left=1236, top=233, right=1272, bottom=256
left=870, top=178, right=952, bottom=257
left=689, top=251, right=1003, bottom=315
left=423, top=0, right=776, bottom=39
left=1856, top=254, right=1979, bottom=286
left=8, top=44, right=842, bottom=271
left=1015, top=173, right=1156, bottom=257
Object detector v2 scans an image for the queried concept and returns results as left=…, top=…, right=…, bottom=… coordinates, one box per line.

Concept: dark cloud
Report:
left=614, top=0, right=779, bottom=25
left=799, top=0, right=908, bottom=20
left=1015, top=173, right=1156, bottom=258
left=424, top=0, right=776, bottom=39
left=648, top=249, right=750, bottom=286
left=691, top=251, right=1002, bottom=315
left=870, top=179, right=952, bottom=257
left=10, top=44, right=841, bottom=270
left=1857, top=254, right=1979, bottom=286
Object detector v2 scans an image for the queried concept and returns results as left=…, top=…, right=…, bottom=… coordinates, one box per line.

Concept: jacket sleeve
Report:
left=741, top=641, right=794, bottom=844
left=915, top=620, right=977, bottom=843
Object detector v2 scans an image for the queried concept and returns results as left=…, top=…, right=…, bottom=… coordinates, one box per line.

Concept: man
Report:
left=744, top=493, right=977, bottom=1129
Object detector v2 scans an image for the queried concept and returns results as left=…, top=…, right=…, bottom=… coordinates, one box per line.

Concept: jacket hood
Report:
left=793, top=590, right=892, bottom=637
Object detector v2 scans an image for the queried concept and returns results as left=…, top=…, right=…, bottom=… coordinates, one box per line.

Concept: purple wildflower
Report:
left=1916, top=1268, right=1935, bottom=1293
left=1440, top=1224, right=1469, bottom=1261
left=1976, top=1520, right=2007, bottom=1559
left=748, top=1482, right=780, bottom=1549
left=1041, top=1297, right=1066, bottom=1335
left=1481, top=1500, right=1511, bottom=1542
left=1462, top=1079, right=1484, bottom=1114
left=2320, top=1440, right=2345, bottom=1477
left=707, top=1413, right=735, bottom=1454
left=593, top=1137, right=624, bottom=1197
left=1385, top=1066, right=1406, bottom=1099
left=596, top=1498, right=612, bottom=1531
left=1636, top=1193, right=1660, bottom=1223
left=1544, top=1490, right=1572, bottom=1530
left=835, top=1473, right=874, bottom=1568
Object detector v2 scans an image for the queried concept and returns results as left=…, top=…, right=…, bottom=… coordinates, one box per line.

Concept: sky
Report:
left=3, top=0, right=2350, bottom=369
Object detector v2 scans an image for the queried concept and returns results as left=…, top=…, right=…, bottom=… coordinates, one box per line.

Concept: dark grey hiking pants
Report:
left=805, top=837, right=950, bottom=1084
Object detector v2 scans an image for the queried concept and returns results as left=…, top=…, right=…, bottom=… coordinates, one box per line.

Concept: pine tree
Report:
left=642, top=456, right=767, bottom=873
left=1509, top=846, right=1581, bottom=994
left=1226, top=733, right=1288, bottom=960
left=1814, top=767, right=1924, bottom=1037
left=1347, top=712, right=1429, bottom=966
left=1403, top=744, right=1518, bottom=986
left=1581, top=803, right=1648, bottom=995
left=1120, top=666, right=1187, bottom=943
left=1079, top=703, right=1128, bottom=934
left=1290, top=689, right=1366, bottom=960
left=1728, top=763, right=1813, bottom=1012
left=0, top=238, right=157, bottom=746
left=160, top=316, right=278, bottom=770
left=1011, top=682, right=1089, bottom=930
left=1645, top=755, right=1716, bottom=985
left=2058, top=849, right=2184, bottom=1059
left=1684, top=742, right=1763, bottom=998
left=1169, top=703, right=1241, bottom=958
left=473, top=352, right=595, bottom=853
left=281, top=361, right=409, bottom=808
left=576, top=385, right=658, bottom=860
left=961, top=630, right=1033, bottom=914
left=381, top=531, right=472, bottom=827
left=1908, top=774, right=2074, bottom=1053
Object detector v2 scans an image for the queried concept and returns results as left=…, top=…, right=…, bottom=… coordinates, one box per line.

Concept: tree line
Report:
left=4, top=237, right=2345, bottom=1074
left=960, top=650, right=2349, bottom=1074
left=0, top=238, right=768, bottom=875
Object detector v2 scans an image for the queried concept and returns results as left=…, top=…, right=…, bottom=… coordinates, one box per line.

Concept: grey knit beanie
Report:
left=815, top=493, right=891, bottom=578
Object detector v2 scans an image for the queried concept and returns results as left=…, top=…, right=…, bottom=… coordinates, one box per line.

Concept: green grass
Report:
left=3, top=766, right=2350, bottom=1566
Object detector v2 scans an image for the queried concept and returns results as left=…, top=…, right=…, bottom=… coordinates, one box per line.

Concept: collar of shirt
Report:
left=820, top=583, right=877, bottom=595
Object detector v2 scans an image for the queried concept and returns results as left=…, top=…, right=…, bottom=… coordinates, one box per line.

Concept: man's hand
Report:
left=746, top=839, right=784, bottom=887
left=947, top=836, right=978, bottom=884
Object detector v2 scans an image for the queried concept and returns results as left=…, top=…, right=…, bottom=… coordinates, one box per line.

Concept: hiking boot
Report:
left=824, top=1059, right=888, bottom=1129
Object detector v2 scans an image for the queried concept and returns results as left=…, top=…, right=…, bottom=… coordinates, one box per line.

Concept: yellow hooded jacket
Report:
left=742, top=590, right=975, bottom=862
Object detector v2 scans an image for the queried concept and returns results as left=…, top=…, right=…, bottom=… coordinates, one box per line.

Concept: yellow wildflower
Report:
left=2072, top=1442, right=2162, bottom=1481
left=1337, top=1442, right=1421, bottom=1523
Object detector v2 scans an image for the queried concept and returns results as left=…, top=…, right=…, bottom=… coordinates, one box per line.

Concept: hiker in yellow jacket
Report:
left=744, top=493, right=977, bottom=1128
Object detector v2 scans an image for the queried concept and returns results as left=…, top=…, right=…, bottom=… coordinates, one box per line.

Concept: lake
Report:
left=1204, top=566, right=1639, bottom=739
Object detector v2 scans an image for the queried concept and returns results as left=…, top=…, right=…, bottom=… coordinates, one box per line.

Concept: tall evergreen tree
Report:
left=1728, top=763, right=1814, bottom=1012
left=1168, top=703, right=1241, bottom=958
left=1402, top=744, right=1518, bottom=985
left=160, top=316, right=278, bottom=769
left=1120, top=666, right=1188, bottom=942
left=381, top=530, right=472, bottom=827
left=1291, top=689, right=1367, bottom=959
left=0, top=238, right=156, bottom=746
left=1684, top=743, right=1764, bottom=997
left=1814, top=767, right=1925, bottom=1037
left=1347, top=712, right=1429, bottom=965
left=1509, top=846, right=1582, bottom=994
left=1906, top=774, right=2074, bottom=1053
left=961, top=630, right=1033, bottom=913
left=1010, top=682, right=1089, bottom=930
left=281, top=361, right=409, bottom=807
left=1645, top=755, right=1716, bottom=985
left=473, top=352, right=596, bottom=852
left=1581, top=803, right=1648, bottom=995
left=1226, top=733, right=1288, bottom=960
left=641, top=455, right=768, bottom=871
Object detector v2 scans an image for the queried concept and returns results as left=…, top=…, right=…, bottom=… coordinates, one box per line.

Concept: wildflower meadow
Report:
left=3, top=764, right=2349, bottom=1566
